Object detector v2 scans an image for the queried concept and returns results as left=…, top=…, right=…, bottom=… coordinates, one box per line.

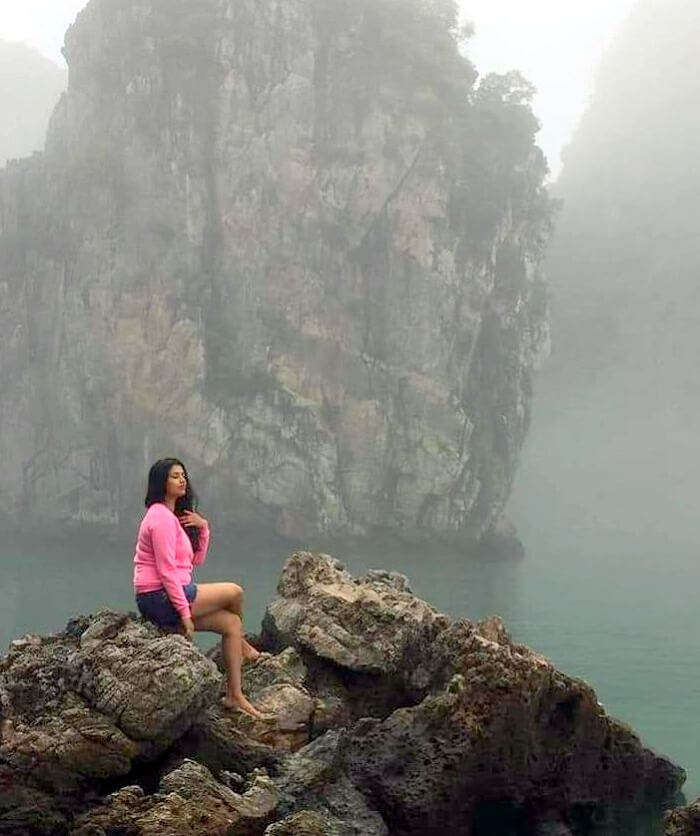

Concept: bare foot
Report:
left=221, top=694, right=273, bottom=721
left=242, top=639, right=261, bottom=661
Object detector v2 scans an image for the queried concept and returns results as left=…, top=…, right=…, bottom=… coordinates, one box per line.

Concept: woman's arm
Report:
left=192, top=523, right=210, bottom=566
left=149, top=510, right=192, bottom=618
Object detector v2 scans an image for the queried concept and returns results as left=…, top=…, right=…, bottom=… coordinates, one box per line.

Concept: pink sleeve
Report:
left=149, top=509, right=191, bottom=618
left=192, top=523, right=210, bottom=566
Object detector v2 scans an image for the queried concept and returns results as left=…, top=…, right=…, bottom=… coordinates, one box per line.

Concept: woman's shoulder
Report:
left=144, top=503, right=178, bottom=526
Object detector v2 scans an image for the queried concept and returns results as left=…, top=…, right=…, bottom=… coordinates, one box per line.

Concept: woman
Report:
left=133, top=458, right=267, bottom=719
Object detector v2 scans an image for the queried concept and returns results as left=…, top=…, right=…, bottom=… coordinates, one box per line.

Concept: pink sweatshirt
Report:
left=132, top=502, right=210, bottom=618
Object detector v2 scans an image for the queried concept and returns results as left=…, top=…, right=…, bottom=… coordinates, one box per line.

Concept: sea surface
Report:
left=1, top=513, right=697, bottom=807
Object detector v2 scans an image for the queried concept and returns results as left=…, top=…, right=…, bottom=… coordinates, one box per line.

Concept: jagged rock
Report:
left=261, top=552, right=449, bottom=681
left=233, top=649, right=313, bottom=746
left=274, top=730, right=344, bottom=811
left=665, top=800, right=700, bottom=835
left=175, top=646, right=314, bottom=776
left=220, top=771, right=246, bottom=791
left=264, top=810, right=351, bottom=835
left=213, top=683, right=312, bottom=754
left=342, top=621, right=684, bottom=835
left=70, top=759, right=278, bottom=835
left=175, top=705, right=280, bottom=778
left=0, top=611, right=219, bottom=795
left=70, top=611, right=221, bottom=754
left=273, top=731, right=387, bottom=835
left=362, top=570, right=413, bottom=594
left=261, top=553, right=526, bottom=716
left=259, top=552, right=684, bottom=834
left=0, top=554, right=687, bottom=834
left=0, top=765, right=67, bottom=835
left=474, top=614, right=512, bottom=645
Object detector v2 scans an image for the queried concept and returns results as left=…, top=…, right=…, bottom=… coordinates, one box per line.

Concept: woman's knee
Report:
left=227, top=583, right=244, bottom=608
left=222, top=610, right=242, bottom=635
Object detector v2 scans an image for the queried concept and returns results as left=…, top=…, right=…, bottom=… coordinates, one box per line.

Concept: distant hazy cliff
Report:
left=509, top=0, right=700, bottom=541
left=0, top=0, right=552, bottom=543
left=0, top=40, right=65, bottom=167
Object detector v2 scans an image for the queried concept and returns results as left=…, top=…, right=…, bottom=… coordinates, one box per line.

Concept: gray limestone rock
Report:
left=70, top=610, right=221, bottom=752
left=173, top=645, right=315, bottom=778
left=260, top=552, right=685, bottom=835
left=0, top=611, right=219, bottom=794
left=70, top=760, right=279, bottom=835
left=261, top=551, right=449, bottom=681
left=273, top=731, right=387, bottom=835
left=0, top=0, right=552, bottom=545
left=340, top=621, right=684, bottom=835
left=264, top=810, right=353, bottom=836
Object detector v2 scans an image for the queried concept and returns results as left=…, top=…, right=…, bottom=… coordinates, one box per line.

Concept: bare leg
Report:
left=192, top=609, right=266, bottom=719
left=191, top=582, right=244, bottom=618
left=191, top=582, right=260, bottom=661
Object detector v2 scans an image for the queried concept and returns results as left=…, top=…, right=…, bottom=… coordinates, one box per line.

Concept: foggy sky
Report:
left=0, top=0, right=637, bottom=176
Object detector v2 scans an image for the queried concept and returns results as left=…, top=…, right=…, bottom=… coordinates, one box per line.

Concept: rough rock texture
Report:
left=0, top=609, right=219, bottom=818
left=0, top=766, right=68, bottom=836
left=70, top=759, right=279, bottom=835
left=264, top=810, right=355, bottom=836
left=665, top=800, right=700, bottom=836
left=262, top=551, right=447, bottom=680
left=0, top=0, right=551, bottom=545
left=175, top=647, right=314, bottom=775
left=0, top=553, right=685, bottom=834
left=273, top=730, right=387, bottom=835
left=261, top=553, right=685, bottom=834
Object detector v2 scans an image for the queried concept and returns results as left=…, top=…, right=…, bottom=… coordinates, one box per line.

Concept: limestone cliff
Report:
left=0, top=41, right=66, bottom=167
left=0, top=0, right=552, bottom=542
left=509, top=0, right=700, bottom=541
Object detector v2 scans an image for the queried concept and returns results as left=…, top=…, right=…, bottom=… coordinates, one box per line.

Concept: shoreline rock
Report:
left=665, top=799, right=700, bottom=835
left=0, top=552, right=686, bottom=835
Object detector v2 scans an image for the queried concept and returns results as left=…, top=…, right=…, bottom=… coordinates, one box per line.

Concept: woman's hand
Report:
left=181, top=616, right=195, bottom=639
left=179, top=510, right=208, bottom=529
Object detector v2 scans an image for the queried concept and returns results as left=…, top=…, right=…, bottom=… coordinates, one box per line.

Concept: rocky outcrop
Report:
left=0, top=0, right=551, bottom=545
left=0, top=610, right=219, bottom=796
left=0, top=611, right=222, bottom=833
left=262, top=553, right=447, bottom=680
left=665, top=800, right=700, bottom=836
left=70, top=760, right=279, bottom=835
left=263, top=553, right=684, bottom=834
left=0, top=552, right=685, bottom=835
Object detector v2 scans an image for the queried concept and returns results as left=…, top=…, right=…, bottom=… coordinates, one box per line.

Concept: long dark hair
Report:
left=145, top=458, right=200, bottom=550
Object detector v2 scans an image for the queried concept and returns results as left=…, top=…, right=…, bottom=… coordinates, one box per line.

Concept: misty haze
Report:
left=1, top=1, right=699, bottom=833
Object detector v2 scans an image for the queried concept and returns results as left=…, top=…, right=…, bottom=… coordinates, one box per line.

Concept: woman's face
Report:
left=165, top=464, right=187, bottom=500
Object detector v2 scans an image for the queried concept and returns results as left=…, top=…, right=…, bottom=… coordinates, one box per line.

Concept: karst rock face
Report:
left=0, top=0, right=551, bottom=541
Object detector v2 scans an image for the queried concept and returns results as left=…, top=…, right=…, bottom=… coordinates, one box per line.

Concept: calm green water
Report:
left=1, top=516, right=697, bottom=805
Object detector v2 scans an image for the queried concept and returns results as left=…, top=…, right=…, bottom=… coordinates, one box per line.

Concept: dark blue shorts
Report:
left=136, top=582, right=197, bottom=628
